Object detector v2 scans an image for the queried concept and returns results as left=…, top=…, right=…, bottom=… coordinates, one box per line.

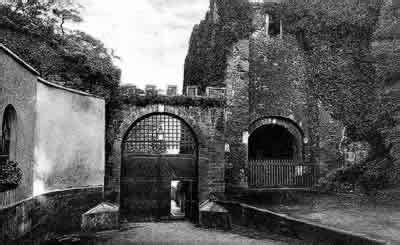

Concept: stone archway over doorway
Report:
left=249, top=117, right=304, bottom=161
left=247, top=117, right=315, bottom=188
left=120, top=112, right=199, bottom=222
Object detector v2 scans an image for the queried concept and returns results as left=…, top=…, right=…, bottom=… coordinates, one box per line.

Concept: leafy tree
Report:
left=52, top=4, right=83, bottom=35
left=0, top=0, right=121, bottom=101
left=1, top=0, right=122, bottom=178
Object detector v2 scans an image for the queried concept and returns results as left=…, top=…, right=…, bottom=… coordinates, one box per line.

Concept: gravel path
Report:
left=59, top=221, right=304, bottom=245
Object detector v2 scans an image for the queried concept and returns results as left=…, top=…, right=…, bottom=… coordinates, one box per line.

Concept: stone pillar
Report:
left=306, top=91, right=320, bottom=166
left=224, top=39, right=250, bottom=192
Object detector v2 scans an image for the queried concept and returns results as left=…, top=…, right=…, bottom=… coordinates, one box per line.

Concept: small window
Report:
left=186, top=86, right=199, bottom=97
left=266, top=13, right=281, bottom=37
left=205, top=87, right=226, bottom=98
left=1, top=105, right=17, bottom=164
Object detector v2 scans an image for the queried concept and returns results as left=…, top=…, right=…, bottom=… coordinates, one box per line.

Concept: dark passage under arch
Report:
left=121, top=113, right=198, bottom=222
left=249, top=124, right=297, bottom=160
left=247, top=119, right=317, bottom=188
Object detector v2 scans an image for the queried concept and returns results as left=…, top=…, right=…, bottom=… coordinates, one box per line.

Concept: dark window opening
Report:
left=249, top=124, right=297, bottom=160
left=267, top=13, right=281, bottom=37
left=1, top=105, right=17, bottom=165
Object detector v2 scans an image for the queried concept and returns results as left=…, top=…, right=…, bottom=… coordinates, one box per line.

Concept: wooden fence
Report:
left=0, top=189, right=17, bottom=208
left=248, top=160, right=318, bottom=188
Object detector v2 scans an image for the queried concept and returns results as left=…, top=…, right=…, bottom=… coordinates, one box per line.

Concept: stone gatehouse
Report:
left=184, top=0, right=326, bottom=192
left=105, top=102, right=225, bottom=221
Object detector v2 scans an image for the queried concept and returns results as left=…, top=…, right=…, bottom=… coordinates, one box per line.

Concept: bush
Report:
left=318, top=157, right=393, bottom=194
left=0, top=161, right=23, bottom=192
left=114, top=94, right=226, bottom=108
left=359, top=158, right=393, bottom=194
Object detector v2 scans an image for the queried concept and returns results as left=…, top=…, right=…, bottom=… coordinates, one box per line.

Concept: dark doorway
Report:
left=249, top=124, right=297, bottom=160
left=170, top=180, right=184, bottom=218
left=121, top=113, right=198, bottom=222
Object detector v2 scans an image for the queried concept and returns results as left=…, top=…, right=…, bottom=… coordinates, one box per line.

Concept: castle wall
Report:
left=224, top=39, right=250, bottom=189
left=184, top=0, right=328, bottom=191
left=105, top=103, right=225, bottom=204
left=373, top=0, right=400, bottom=182
left=0, top=47, right=37, bottom=206
left=35, top=80, right=105, bottom=192
left=248, top=5, right=321, bottom=164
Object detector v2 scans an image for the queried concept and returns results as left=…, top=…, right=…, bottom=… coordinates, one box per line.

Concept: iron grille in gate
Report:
left=123, top=114, right=196, bottom=154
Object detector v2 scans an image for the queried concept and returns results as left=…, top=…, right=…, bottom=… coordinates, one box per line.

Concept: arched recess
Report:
left=1, top=105, right=17, bottom=164
left=248, top=117, right=304, bottom=161
left=120, top=112, right=199, bottom=222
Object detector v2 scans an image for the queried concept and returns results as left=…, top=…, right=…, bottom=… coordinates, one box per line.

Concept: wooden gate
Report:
left=121, top=113, right=198, bottom=221
left=248, top=160, right=318, bottom=188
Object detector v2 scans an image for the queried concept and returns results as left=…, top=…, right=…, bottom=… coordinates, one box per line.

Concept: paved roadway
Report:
left=64, top=221, right=305, bottom=245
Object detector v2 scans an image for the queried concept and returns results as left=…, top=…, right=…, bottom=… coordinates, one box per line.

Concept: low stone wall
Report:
left=217, top=201, right=388, bottom=245
left=237, top=188, right=400, bottom=208
left=0, top=186, right=103, bottom=245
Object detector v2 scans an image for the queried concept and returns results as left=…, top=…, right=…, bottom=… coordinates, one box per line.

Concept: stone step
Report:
left=81, top=202, right=119, bottom=232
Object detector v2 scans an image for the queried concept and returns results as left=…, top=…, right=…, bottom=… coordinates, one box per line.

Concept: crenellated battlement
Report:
left=248, top=0, right=283, bottom=5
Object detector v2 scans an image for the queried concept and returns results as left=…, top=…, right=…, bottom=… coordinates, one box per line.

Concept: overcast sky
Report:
left=77, top=0, right=209, bottom=91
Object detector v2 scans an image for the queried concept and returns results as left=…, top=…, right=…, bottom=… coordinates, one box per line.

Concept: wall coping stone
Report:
left=37, top=77, right=103, bottom=99
left=0, top=185, right=103, bottom=211
left=0, top=43, right=104, bottom=100
left=217, top=200, right=388, bottom=245
left=0, top=43, right=40, bottom=76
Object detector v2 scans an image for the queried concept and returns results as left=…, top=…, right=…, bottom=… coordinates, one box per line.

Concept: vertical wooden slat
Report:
left=0, top=189, right=16, bottom=208
left=286, top=165, right=289, bottom=186
left=263, top=163, right=266, bottom=187
left=255, top=164, right=258, bottom=187
left=248, top=160, right=317, bottom=188
left=257, top=164, right=259, bottom=187
left=268, top=164, right=271, bottom=186
left=271, top=164, right=274, bottom=186
left=250, top=162, right=253, bottom=187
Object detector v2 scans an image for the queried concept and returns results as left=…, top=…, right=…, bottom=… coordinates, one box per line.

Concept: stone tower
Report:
left=184, top=0, right=324, bottom=192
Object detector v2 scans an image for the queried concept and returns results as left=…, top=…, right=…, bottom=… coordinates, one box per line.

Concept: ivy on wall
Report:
left=250, top=34, right=307, bottom=118
left=184, top=0, right=252, bottom=93
left=278, top=0, right=400, bottom=191
left=109, top=95, right=226, bottom=108
left=0, top=161, right=22, bottom=192
left=280, top=0, right=395, bottom=155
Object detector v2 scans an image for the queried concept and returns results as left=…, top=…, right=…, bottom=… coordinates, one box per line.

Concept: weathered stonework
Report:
left=318, top=105, right=344, bottom=173
left=105, top=103, right=226, bottom=204
left=224, top=39, right=250, bottom=189
left=373, top=0, right=400, bottom=180
left=184, top=0, right=324, bottom=192
left=0, top=187, right=102, bottom=244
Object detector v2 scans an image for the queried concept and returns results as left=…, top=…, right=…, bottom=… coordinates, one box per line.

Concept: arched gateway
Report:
left=247, top=117, right=316, bottom=188
left=121, top=113, right=199, bottom=221
left=249, top=117, right=304, bottom=161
